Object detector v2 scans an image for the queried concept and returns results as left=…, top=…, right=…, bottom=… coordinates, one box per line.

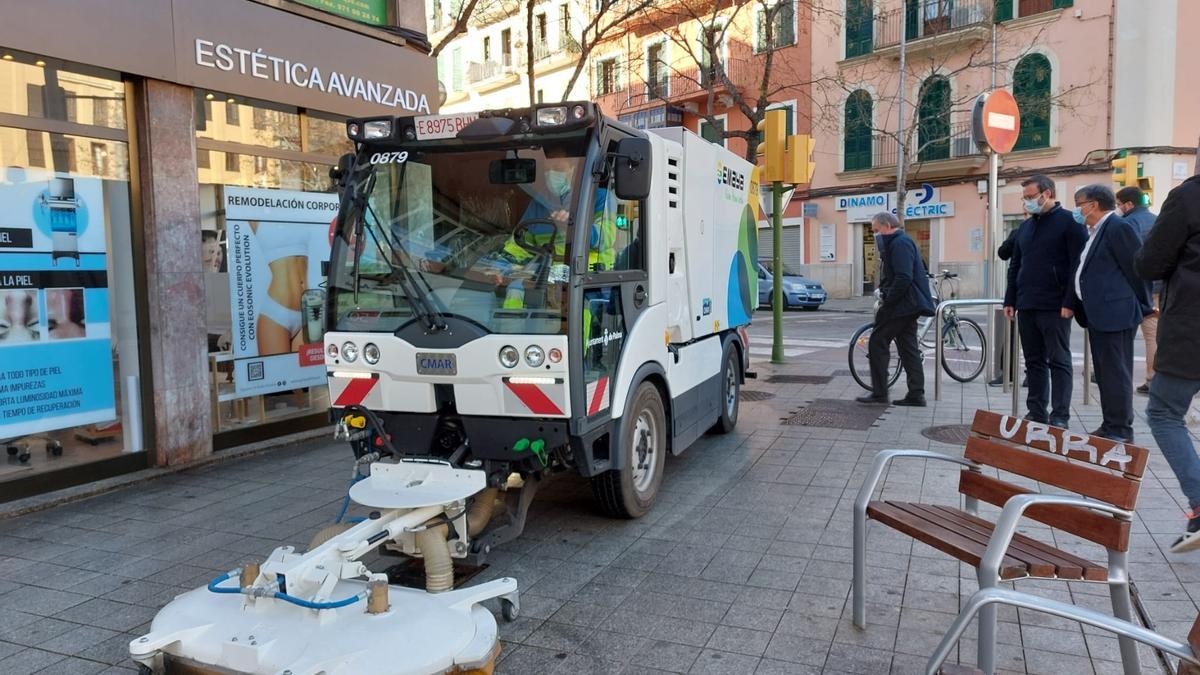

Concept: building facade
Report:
left=430, top=0, right=591, bottom=111
left=0, top=0, right=436, bottom=502
left=590, top=0, right=814, bottom=264
left=801, top=0, right=1198, bottom=299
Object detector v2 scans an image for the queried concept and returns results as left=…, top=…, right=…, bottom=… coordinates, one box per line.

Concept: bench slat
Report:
left=867, top=501, right=1028, bottom=579
left=958, top=470, right=1131, bottom=552
left=902, top=503, right=1070, bottom=579
left=964, top=437, right=1140, bottom=509
left=920, top=504, right=1106, bottom=581
left=971, top=409, right=1148, bottom=477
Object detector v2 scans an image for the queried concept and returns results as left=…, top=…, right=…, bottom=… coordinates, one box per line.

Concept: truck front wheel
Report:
left=592, top=381, right=666, bottom=519
left=710, top=342, right=741, bottom=434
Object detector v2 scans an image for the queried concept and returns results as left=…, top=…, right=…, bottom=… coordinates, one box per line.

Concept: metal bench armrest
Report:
left=925, top=587, right=1195, bottom=675
left=979, top=494, right=1134, bottom=585
left=854, top=450, right=978, bottom=514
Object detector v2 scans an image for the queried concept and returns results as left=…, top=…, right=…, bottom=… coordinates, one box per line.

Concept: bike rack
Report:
left=932, top=299, right=1015, bottom=413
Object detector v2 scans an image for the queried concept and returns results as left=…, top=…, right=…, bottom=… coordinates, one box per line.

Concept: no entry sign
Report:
left=972, top=90, right=1021, bottom=155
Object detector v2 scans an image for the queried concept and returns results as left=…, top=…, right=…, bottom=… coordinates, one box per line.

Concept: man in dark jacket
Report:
left=1135, top=174, right=1200, bottom=552
left=857, top=212, right=935, bottom=406
left=1116, top=186, right=1160, bottom=393
left=1069, top=184, right=1151, bottom=443
left=1004, top=175, right=1088, bottom=428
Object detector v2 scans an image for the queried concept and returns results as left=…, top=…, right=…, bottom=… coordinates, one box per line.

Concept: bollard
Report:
left=1082, top=332, right=1092, bottom=405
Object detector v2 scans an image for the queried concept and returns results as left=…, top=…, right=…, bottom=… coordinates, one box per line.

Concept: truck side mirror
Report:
left=613, top=137, right=651, bottom=201
left=330, top=153, right=355, bottom=189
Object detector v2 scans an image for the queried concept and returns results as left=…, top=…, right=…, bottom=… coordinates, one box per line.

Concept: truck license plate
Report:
left=416, top=353, right=457, bottom=375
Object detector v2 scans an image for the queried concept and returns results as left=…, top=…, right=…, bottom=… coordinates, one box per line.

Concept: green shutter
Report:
left=1013, top=54, right=1051, bottom=151
left=994, top=0, right=1012, bottom=22
left=779, top=2, right=796, bottom=47
left=905, top=0, right=919, bottom=41
left=844, top=91, right=873, bottom=171
left=918, top=77, right=950, bottom=161
left=1052, top=0, right=1073, bottom=8
left=845, top=0, right=873, bottom=57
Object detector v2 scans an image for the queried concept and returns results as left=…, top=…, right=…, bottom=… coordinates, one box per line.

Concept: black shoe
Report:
left=855, top=394, right=888, bottom=405
left=987, top=376, right=1003, bottom=387
left=1171, top=513, right=1200, bottom=553
left=1137, top=383, right=1150, bottom=395
left=1089, top=427, right=1133, bottom=444
left=1049, top=418, right=1069, bottom=429
left=1024, top=413, right=1048, bottom=424
left=892, top=397, right=927, bottom=407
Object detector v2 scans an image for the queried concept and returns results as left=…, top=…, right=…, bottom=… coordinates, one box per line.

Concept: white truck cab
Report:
left=323, top=103, right=759, bottom=555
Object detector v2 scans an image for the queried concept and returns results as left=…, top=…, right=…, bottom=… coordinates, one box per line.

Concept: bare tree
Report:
left=430, top=0, right=485, bottom=58
left=615, top=0, right=832, bottom=163
left=810, top=3, right=1103, bottom=221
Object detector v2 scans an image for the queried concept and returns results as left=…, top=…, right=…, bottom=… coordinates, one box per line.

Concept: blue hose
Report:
left=206, top=569, right=364, bottom=610
left=207, top=570, right=241, bottom=594
left=334, top=473, right=366, bottom=524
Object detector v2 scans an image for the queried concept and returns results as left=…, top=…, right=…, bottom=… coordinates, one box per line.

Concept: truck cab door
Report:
left=571, top=131, right=648, bottom=434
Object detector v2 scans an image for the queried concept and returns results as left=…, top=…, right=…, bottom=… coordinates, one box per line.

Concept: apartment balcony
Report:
left=526, top=35, right=583, bottom=73
left=612, top=58, right=763, bottom=111
left=465, top=56, right=519, bottom=92
left=867, top=121, right=986, bottom=178
left=865, top=0, right=992, bottom=61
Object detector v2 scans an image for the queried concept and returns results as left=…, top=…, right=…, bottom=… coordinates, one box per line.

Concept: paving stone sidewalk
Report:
left=2, top=348, right=1199, bottom=674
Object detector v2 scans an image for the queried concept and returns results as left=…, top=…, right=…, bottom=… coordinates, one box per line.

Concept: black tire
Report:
left=710, top=342, right=741, bottom=434
left=591, top=381, right=667, bottom=519
left=941, top=317, right=987, bottom=383
left=848, top=323, right=902, bottom=392
left=500, top=598, right=519, bottom=622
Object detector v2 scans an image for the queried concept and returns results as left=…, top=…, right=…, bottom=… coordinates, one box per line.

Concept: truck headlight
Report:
left=363, top=119, right=393, bottom=139
left=536, top=106, right=567, bottom=126
left=341, top=341, right=359, bottom=362
left=363, top=343, right=380, bottom=365
left=326, top=343, right=339, bottom=360
left=525, top=345, right=545, bottom=368
left=499, top=345, right=519, bottom=368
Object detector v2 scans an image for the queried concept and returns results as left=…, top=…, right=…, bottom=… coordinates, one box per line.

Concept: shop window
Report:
left=0, top=121, right=143, bottom=495
left=305, top=111, right=354, bottom=157
left=844, top=90, right=873, bottom=171
left=195, top=91, right=300, bottom=151
left=198, top=151, right=338, bottom=434
left=1, top=50, right=126, bottom=129
left=917, top=75, right=951, bottom=161
left=1013, top=53, right=1051, bottom=151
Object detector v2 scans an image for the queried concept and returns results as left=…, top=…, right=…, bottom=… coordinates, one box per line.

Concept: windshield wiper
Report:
left=362, top=200, right=446, bottom=333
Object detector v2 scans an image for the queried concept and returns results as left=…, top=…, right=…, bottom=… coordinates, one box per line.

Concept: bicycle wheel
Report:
left=940, top=317, right=987, bottom=383
left=848, top=323, right=902, bottom=391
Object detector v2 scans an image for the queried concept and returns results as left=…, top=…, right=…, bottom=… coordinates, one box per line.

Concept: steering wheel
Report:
left=512, top=218, right=560, bottom=255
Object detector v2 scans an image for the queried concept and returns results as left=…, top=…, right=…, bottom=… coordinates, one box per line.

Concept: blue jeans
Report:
left=1147, top=373, right=1200, bottom=510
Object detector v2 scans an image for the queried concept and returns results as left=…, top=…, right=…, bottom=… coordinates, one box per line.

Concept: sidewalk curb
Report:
left=0, top=426, right=333, bottom=521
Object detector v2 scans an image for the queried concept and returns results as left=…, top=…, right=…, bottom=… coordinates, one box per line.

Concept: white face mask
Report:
left=1023, top=197, right=1042, bottom=214
left=546, top=170, right=571, bottom=199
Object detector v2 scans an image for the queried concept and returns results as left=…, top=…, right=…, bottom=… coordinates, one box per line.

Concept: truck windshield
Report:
left=329, top=140, right=587, bottom=335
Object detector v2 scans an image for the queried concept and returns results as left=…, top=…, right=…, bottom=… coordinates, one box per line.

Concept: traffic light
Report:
left=756, top=109, right=786, bottom=183
left=1111, top=152, right=1138, bottom=188
left=1137, top=176, right=1154, bottom=207
left=783, top=134, right=816, bottom=185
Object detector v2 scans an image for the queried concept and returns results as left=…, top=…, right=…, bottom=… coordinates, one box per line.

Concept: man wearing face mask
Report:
left=1115, top=186, right=1160, bottom=394
left=1003, top=175, right=1088, bottom=428
left=1068, top=184, right=1152, bottom=443
left=856, top=212, right=935, bottom=406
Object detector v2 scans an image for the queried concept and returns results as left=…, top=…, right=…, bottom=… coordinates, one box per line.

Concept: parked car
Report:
left=757, top=260, right=827, bottom=310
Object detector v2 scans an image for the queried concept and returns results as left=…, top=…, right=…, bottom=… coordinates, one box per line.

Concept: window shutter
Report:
left=779, top=2, right=796, bottom=47
left=993, top=0, right=1012, bottom=22
left=1052, top=0, right=1073, bottom=8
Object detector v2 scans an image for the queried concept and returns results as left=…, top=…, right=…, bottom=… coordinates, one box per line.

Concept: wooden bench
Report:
left=852, top=409, right=1150, bottom=675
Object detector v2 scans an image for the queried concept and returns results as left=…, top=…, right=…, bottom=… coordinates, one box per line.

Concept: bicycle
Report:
left=848, top=271, right=988, bottom=391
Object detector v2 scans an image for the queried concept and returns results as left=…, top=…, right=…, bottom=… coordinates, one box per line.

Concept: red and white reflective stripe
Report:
left=334, top=378, right=378, bottom=407
left=587, top=376, right=609, bottom=415
left=504, top=381, right=564, bottom=416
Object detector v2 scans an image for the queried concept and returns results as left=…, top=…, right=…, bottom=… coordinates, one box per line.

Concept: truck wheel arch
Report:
left=608, top=362, right=671, bottom=470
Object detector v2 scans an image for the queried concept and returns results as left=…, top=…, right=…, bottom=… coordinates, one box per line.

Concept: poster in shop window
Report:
left=223, top=186, right=338, bottom=397
left=0, top=172, right=116, bottom=438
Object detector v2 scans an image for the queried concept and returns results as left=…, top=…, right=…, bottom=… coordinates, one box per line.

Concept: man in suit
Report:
left=1068, top=184, right=1152, bottom=443
left=856, top=212, right=936, bottom=407
left=1116, top=186, right=1160, bottom=394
